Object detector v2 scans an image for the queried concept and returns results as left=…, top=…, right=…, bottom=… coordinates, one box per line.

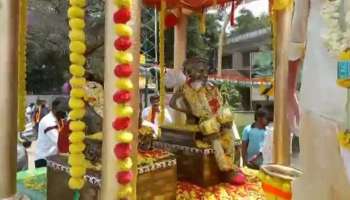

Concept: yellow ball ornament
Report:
left=115, top=24, right=133, bottom=37
left=71, top=88, right=86, bottom=98
left=69, top=131, right=85, bottom=143
left=115, top=51, right=133, bottom=64
left=70, top=41, right=87, bottom=54
left=115, top=131, right=134, bottom=143
left=117, top=157, right=133, bottom=171
left=115, top=104, right=134, bottom=117
left=69, top=98, right=85, bottom=109
left=117, top=185, right=132, bottom=198
left=69, top=109, right=86, bottom=120
left=70, top=77, right=86, bottom=88
left=70, top=166, right=87, bottom=178
left=70, top=0, right=86, bottom=7
left=69, top=30, right=86, bottom=42
left=69, top=19, right=85, bottom=30
left=68, top=153, right=86, bottom=166
left=69, top=143, right=86, bottom=154
left=68, top=6, right=85, bottom=19
left=70, top=64, right=86, bottom=76
left=115, top=78, right=133, bottom=90
left=69, top=178, right=85, bottom=190
left=69, top=121, right=86, bottom=131
left=114, top=0, right=131, bottom=8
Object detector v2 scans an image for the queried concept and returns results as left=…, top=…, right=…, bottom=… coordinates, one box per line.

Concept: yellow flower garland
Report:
left=67, top=0, right=88, bottom=191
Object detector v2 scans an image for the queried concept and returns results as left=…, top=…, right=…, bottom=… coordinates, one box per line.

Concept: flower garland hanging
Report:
left=17, top=0, right=28, bottom=132
left=113, top=0, right=135, bottom=199
left=321, top=0, right=350, bottom=56
left=67, top=0, right=88, bottom=195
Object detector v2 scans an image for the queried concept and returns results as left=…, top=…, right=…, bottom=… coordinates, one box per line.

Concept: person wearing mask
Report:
left=35, top=98, right=67, bottom=168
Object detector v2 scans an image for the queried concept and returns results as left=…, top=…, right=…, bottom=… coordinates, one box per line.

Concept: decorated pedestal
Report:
left=47, top=150, right=177, bottom=200
left=258, top=164, right=302, bottom=200
left=154, top=141, right=220, bottom=187
left=158, top=125, right=241, bottom=187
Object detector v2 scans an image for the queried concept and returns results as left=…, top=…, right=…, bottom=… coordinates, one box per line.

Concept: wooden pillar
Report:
left=273, top=8, right=292, bottom=165
left=217, top=13, right=230, bottom=76
left=0, top=0, right=19, bottom=198
left=174, top=10, right=187, bottom=70
left=101, top=0, right=141, bottom=199
left=172, top=10, right=188, bottom=125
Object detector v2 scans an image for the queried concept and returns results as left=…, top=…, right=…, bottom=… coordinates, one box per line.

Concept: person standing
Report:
left=288, top=0, right=350, bottom=199
left=35, top=98, right=67, bottom=168
left=241, top=108, right=269, bottom=169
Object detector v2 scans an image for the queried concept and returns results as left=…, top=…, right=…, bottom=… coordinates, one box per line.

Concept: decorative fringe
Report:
left=18, top=0, right=28, bottom=132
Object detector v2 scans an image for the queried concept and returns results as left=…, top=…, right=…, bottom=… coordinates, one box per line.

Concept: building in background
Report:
left=212, top=28, right=273, bottom=111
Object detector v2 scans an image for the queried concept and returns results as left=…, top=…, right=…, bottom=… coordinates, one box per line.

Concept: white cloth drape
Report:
left=290, top=0, right=350, bottom=198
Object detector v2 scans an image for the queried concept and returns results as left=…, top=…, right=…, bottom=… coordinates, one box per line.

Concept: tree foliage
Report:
left=164, top=14, right=221, bottom=67
left=26, top=1, right=220, bottom=93
left=27, top=0, right=105, bottom=93
left=231, top=9, right=270, bottom=36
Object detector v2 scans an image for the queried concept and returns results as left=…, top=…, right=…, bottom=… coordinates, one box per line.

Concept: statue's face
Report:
left=186, top=64, right=208, bottom=82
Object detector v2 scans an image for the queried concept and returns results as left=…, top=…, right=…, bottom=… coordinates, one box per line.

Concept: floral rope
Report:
left=18, top=0, right=28, bottom=132
left=67, top=0, right=88, bottom=193
left=113, top=0, right=135, bottom=198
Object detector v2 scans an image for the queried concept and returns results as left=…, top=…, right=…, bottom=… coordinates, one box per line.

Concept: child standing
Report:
left=242, top=109, right=269, bottom=169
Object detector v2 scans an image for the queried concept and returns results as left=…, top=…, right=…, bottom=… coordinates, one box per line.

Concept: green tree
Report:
left=164, top=14, right=221, bottom=67
left=232, top=9, right=270, bottom=35
left=27, top=0, right=105, bottom=93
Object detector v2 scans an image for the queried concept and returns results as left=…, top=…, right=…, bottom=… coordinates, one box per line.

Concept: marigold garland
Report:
left=18, top=0, right=28, bottom=132
left=67, top=0, right=88, bottom=192
left=338, top=131, right=350, bottom=150
left=113, top=0, right=135, bottom=199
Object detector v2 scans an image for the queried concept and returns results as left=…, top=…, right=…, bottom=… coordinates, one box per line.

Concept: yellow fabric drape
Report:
left=18, top=0, right=28, bottom=132
left=199, top=12, right=206, bottom=33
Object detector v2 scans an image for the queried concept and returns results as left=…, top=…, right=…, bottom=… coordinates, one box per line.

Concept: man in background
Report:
left=35, top=98, right=67, bottom=168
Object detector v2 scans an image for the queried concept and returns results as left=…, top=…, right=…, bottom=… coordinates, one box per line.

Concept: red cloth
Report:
left=58, top=120, right=70, bottom=153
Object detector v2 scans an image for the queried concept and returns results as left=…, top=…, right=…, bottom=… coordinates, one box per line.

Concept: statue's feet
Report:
left=229, top=171, right=246, bottom=186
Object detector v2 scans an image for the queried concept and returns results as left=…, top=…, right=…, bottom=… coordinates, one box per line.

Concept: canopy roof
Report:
left=143, top=0, right=235, bottom=11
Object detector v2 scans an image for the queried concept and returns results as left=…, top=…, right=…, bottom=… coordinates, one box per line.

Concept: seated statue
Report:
left=169, top=57, right=245, bottom=185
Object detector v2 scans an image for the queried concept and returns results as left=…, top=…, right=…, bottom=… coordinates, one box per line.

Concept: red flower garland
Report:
left=114, top=143, right=132, bottom=159
left=113, top=117, right=131, bottom=131
left=114, top=37, right=132, bottom=51
left=113, top=90, right=132, bottom=103
left=113, top=1, right=134, bottom=198
left=113, top=8, right=131, bottom=24
left=114, top=64, right=133, bottom=77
